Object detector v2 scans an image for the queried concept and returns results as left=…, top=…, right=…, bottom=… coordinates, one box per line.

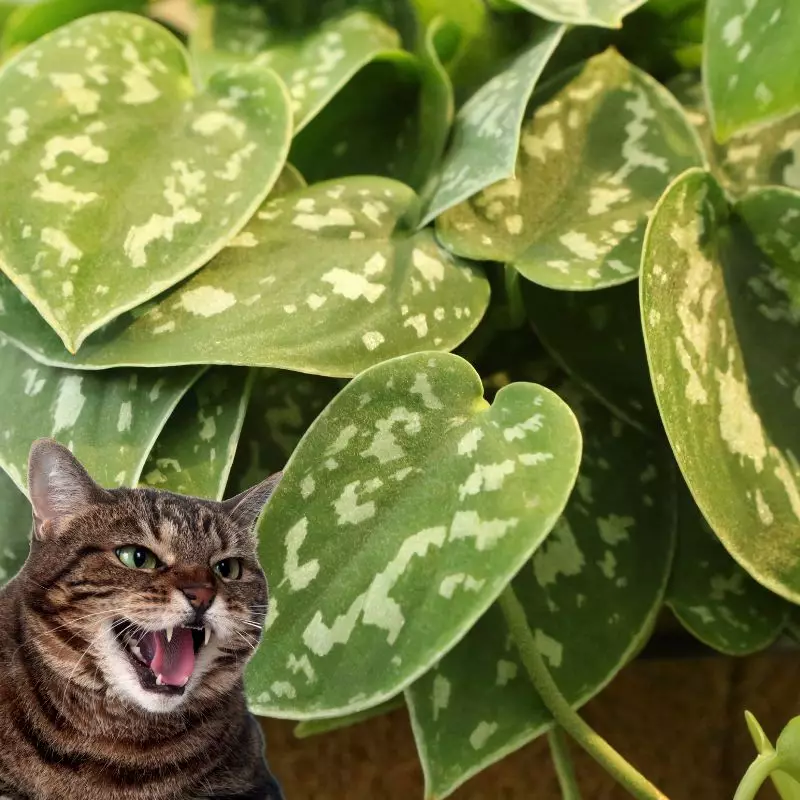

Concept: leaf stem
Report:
left=732, top=754, right=778, bottom=800
left=549, top=726, right=583, bottom=800
left=498, top=585, right=669, bottom=800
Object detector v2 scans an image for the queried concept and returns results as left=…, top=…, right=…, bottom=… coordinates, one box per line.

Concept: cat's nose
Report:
left=180, top=584, right=216, bottom=611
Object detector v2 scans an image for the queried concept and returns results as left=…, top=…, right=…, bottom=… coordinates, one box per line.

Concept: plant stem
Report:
left=732, top=754, right=778, bottom=800
left=548, top=726, right=583, bottom=800
left=498, top=585, right=669, bottom=800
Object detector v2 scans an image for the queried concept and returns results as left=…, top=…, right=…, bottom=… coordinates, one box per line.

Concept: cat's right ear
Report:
left=27, top=439, right=110, bottom=540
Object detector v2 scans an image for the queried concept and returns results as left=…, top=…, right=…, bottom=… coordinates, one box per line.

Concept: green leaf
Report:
left=0, top=467, right=30, bottom=588
left=704, top=0, right=800, bottom=142
left=245, top=351, right=582, bottom=718
left=667, top=482, right=788, bottom=656
left=293, top=696, right=405, bottom=738
left=0, top=177, right=490, bottom=376
left=522, top=279, right=658, bottom=432
left=140, top=368, right=253, bottom=501
left=670, top=75, right=800, bottom=195
left=191, top=7, right=405, bottom=133
left=1, top=0, right=145, bottom=56
left=420, top=22, right=565, bottom=226
left=502, top=0, right=648, bottom=28
left=406, top=382, right=676, bottom=800
left=436, top=49, right=704, bottom=290
left=0, top=337, right=200, bottom=491
left=0, top=11, right=291, bottom=353
left=640, top=169, right=800, bottom=601
left=227, top=370, right=340, bottom=497
left=746, top=711, right=800, bottom=800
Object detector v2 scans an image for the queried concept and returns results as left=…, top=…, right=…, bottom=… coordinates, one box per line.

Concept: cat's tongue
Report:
left=142, top=629, right=195, bottom=687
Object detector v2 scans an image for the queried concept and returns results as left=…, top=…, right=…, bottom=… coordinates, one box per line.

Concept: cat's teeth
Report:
left=156, top=674, right=164, bottom=686
left=165, top=626, right=173, bottom=643
left=204, top=626, right=211, bottom=646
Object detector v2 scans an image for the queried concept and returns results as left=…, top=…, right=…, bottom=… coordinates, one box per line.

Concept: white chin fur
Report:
left=97, top=619, right=224, bottom=714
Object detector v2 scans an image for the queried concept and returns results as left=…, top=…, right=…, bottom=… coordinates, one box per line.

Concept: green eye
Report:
left=116, top=546, right=159, bottom=570
left=213, top=558, right=243, bottom=580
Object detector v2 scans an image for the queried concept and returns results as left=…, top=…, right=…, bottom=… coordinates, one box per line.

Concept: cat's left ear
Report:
left=221, top=472, right=282, bottom=533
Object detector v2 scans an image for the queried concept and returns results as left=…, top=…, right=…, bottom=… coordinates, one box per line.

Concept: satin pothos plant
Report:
left=0, top=0, right=797, bottom=797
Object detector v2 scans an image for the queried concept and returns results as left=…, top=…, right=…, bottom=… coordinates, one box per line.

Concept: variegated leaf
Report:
left=227, top=370, right=340, bottom=497
left=140, top=368, right=253, bottom=501
left=420, top=22, right=565, bottom=226
left=641, top=169, right=800, bottom=601
left=436, top=49, right=704, bottom=290
left=245, top=351, right=582, bottom=717
left=522, top=279, right=658, bottom=432
left=0, top=178, right=489, bottom=376
left=191, top=7, right=404, bottom=133
left=0, top=335, right=200, bottom=491
left=667, top=482, right=788, bottom=656
left=704, top=0, right=800, bottom=142
left=0, top=467, right=30, bottom=588
left=406, top=382, right=675, bottom=800
left=670, top=75, right=800, bottom=194
left=502, top=0, right=648, bottom=28
left=0, top=12, right=291, bottom=352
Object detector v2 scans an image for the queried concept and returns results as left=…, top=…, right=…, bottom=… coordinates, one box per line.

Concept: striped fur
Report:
left=0, top=441, right=284, bottom=799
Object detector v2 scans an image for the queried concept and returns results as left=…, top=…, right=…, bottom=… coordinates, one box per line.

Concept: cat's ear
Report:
left=27, top=439, right=110, bottom=539
left=221, top=472, right=282, bottom=533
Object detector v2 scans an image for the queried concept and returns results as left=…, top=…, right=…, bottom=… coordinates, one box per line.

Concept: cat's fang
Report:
left=165, top=625, right=173, bottom=643
left=204, top=626, right=211, bottom=646
left=155, top=674, right=164, bottom=686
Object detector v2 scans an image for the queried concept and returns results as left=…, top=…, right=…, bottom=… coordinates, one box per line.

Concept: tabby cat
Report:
left=0, top=439, right=285, bottom=800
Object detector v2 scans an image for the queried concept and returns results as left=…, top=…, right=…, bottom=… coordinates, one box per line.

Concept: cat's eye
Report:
left=116, top=546, right=159, bottom=570
left=213, top=558, right=243, bottom=580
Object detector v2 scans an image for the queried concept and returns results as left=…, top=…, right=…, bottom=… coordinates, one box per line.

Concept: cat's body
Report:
left=0, top=440, right=285, bottom=800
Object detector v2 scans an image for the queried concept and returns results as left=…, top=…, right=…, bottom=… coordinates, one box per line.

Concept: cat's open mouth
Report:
left=112, top=619, right=210, bottom=695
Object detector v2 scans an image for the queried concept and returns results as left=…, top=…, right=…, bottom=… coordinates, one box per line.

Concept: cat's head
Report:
left=21, top=438, right=280, bottom=715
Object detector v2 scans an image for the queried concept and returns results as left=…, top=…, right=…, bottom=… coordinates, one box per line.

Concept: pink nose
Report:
left=180, top=584, right=215, bottom=610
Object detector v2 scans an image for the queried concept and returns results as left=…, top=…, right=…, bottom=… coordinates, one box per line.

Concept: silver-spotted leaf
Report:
left=436, top=49, right=704, bottom=290
left=670, top=75, right=800, bottom=195
left=641, top=169, right=800, bottom=601
left=245, top=351, right=582, bottom=718
left=522, top=279, right=658, bottom=432
left=140, top=368, right=253, bottom=501
left=0, top=336, right=199, bottom=491
left=667, top=482, right=788, bottom=655
left=406, top=383, right=675, bottom=799
left=0, top=468, right=30, bottom=588
left=502, top=0, right=648, bottom=28
left=191, top=7, right=404, bottom=133
left=420, top=22, right=565, bottom=226
left=227, top=370, right=340, bottom=497
left=0, top=178, right=489, bottom=375
left=0, top=12, right=291, bottom=352
left=704, top=0, right=800, bottom=142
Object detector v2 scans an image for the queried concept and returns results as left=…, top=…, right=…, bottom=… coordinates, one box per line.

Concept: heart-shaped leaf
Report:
left=245, top=351, right=582, bottom=718
left=191, top=7, right=405, bottom=133
left=670, top=75, right=800, bottom=195
left=641, top=168, right=800, bottom=601
left=0, top=336, right=200, bottom=491
left=0, top=0, right=145, bottom=56
left=0, top=468, right=30, bottom=588
left=436, top=49, right=704, bottom=289
left=667, top=482, right=788, bottom=655
left=226, top=370, right=341, bottom=497
left=0, top=12, right=292, bottom=352
left=406, top=382, right=675, bottom=799
left=704, top=0, right=800, bottom=142
left=522, top=279, right=658, bottom=432
left=501, top=0, right=648, bottom=28
left=420, top=22, right=565, bottom=226
left=140, top=368, right=253, bottom=501
left=0, top=177, right=490, bottom=375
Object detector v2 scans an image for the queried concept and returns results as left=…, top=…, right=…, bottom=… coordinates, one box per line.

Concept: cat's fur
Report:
left=0, top=439, right=285, bottom=800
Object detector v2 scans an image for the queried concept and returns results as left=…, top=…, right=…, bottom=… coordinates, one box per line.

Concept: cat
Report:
left=0, top=439, right=285, bottom=800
